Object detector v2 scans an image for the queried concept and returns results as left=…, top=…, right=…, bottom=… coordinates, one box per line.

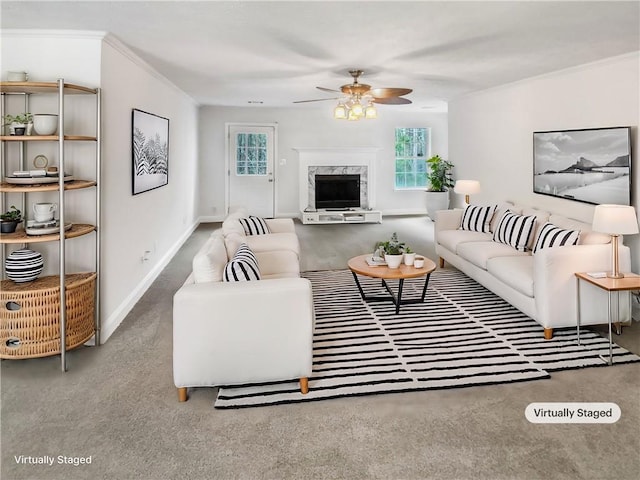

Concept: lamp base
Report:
left=606, top=272, right=625, bottom=279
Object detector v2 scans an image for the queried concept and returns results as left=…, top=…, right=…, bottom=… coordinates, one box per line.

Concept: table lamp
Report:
left=454, top=180, right=481, bottom=204
left=592, top=204, right=639, bottom=279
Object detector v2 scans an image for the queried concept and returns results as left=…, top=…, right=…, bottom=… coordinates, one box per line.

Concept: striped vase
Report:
left=5, top=249, right=44, bottom=283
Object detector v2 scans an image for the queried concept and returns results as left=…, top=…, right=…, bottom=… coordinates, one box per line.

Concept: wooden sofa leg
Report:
left=439, top=257, right=445, bottom=268
left=300, top=377, right=309, bottom=395
left=178, top=387, right=188, bottom=402
left=543, top=328, right=553, bottom=340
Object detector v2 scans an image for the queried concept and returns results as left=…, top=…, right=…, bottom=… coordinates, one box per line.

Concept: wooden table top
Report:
left=575, top=272, right=640, bottom=292
left=348, top=254, right=437, bottom=280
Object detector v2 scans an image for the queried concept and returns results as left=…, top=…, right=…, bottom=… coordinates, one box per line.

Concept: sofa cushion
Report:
left=460, top=204, right=497, bottom=233
left=222, top=216, right=246, bottom=236
left=239, top=216, right=271, bottom=235
left=492, top=210, right=536, bottom=252
left=457, top=241, right=530, bottom=270
left=532, top=222, right=580, bottom=254
left=548, top=214, right=609, bottom=245
left=246, top=232, right=300, bottom=256
left=223, top=243, right=261, bottom=282
left=192, top=234, right=228, bottom=283
left=437, top=229, right=492, bottom=254
left=487, top=256, right=534, bottom=298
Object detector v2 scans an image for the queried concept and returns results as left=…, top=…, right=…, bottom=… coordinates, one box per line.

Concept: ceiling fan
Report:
left=294, top=69, right=413, bottom=120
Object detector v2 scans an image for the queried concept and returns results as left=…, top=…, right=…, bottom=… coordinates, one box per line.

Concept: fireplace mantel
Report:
left=294, top=147, right=379, bottom=212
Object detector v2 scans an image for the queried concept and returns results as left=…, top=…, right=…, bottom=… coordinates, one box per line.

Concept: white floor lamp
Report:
left=592, top=204, right=639, bottom=279
left=454, top=180, right=481, bottom=205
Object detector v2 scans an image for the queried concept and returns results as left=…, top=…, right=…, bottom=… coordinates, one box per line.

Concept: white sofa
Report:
left=435, top=203, right=631, bottom=339
left=173, top=215, right=314, bottom=402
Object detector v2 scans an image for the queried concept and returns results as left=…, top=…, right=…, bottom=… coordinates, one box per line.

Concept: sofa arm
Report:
left=173, top=277, right=314, bottom=387
left=534, top=244, right=631, bottom=328
left=434, top=209, right=463, bottom=236
left=265, top=218, right=295, bottom=233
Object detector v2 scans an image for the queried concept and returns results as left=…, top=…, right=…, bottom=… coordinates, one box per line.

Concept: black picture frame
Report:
left=132, top=109, right=169, bottom=195
left=533, top=126, right=632, bottom=206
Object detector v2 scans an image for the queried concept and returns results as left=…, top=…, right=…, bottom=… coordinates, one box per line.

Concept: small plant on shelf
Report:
left=0, top=206, right=23, bottom=233
left=2, top=113, right=33, bottom=135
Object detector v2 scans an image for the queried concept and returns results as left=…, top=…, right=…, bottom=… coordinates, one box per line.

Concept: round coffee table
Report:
left=347, top=254, right=437, bottom=314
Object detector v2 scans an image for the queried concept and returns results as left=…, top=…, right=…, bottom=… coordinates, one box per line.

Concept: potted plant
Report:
left=2, top=113, right=33, bottom=135
left=403, top=246, right=416, bottom=266
left=379, top=232, right=405, bottom=269
left=425, top=154, right=454, bottom=220
left=1, top=206, right=23, bottom=233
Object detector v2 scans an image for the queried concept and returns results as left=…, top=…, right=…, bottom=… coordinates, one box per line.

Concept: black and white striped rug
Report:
left=214, top=269, right=640, bottom=408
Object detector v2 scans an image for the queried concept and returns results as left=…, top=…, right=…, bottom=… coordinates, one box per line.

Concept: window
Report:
left=236, top=133, right=268, bottom=175
left=395, top=127, right=430, bottom=189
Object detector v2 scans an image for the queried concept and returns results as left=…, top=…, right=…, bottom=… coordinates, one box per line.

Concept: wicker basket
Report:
left=0, top=272, right=96, bottom=359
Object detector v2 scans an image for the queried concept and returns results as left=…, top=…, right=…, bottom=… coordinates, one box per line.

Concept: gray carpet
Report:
left=2, top=216, right=640, bottom=480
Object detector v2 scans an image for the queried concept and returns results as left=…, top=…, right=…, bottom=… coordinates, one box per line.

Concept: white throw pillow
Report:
left=460, top=204, right=497, bottom=233
left=532, top=222, right=580, bottom=254
left=223, top=243, right=261, bottom=281
left=192, top=235, right=227, bottom=283
left=492, top=210, right=536, bottom=252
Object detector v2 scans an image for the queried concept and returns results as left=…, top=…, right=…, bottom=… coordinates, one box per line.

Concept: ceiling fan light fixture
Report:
left=334, top=103, right=347, bottom=119
left=364, top=102, right=377, bottom=119
left=350, top=100, right=364, bottom=117
left=347, top=109, right=359, bottom=121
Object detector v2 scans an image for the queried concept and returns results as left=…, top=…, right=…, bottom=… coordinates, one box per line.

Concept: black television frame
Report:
left=315, top=174, right=361, bottom=210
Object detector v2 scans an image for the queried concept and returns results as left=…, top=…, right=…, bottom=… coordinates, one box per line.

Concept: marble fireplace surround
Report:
left=294, top=147, right=378, bottom=211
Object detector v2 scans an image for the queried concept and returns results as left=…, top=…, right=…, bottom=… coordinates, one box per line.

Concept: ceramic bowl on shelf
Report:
left=32, top=114, right=58, bottom=135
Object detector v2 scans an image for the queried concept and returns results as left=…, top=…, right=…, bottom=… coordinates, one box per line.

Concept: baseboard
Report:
left=198, top=215, right=225, bottom=223
left=99, top=220, right=200, bottom=343
left=381, top=208, right=428, bottom=216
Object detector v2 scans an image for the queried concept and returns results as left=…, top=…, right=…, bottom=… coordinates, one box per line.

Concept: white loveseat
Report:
left=173, top=215, right=314, bottom=402
left=435, top=203, right=631, bottom=339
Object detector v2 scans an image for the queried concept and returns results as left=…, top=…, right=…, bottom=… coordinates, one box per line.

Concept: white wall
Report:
left=449, top=52, right=640, bottom=271
left=1, top=31, right=199, bottom=342
left=198, top=106, right=448, bottom=218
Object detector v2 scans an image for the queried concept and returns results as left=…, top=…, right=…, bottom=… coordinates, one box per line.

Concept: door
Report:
left=228, top=125, right=275, bottom=217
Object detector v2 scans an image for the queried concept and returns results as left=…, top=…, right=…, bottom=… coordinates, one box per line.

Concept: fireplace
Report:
left=315, top=174, right=361, bottom=210
left=307, top=165, right=368, bottom=209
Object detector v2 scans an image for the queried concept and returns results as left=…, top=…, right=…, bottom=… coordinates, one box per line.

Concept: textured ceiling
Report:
left=2, top=1, right=639, bottom=110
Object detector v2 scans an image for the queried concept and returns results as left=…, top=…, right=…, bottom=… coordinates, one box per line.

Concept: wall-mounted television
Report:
left=315, top=174, right=361, bottom=210
left=533, top=126, right=632, bottom=206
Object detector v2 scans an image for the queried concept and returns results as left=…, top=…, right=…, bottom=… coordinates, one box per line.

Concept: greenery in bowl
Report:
left=0, top=205, right=22, bottom=222
left=426, top=154, right=454, bottom=192
left=377, top=232, right=405, bottom=255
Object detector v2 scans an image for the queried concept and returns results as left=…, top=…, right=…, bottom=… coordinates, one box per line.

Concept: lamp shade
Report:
left=592, top=205, right=639, bottom=235
left=454, top=180, right=481, bottom=195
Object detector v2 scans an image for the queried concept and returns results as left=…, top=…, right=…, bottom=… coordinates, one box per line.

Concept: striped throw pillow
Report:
left=532, top=222, right=580, bottom=254
left=223, top=243, right=261, bottom=281
left=239, top=216, right=270, bottom=235
left=460, top=204, right=497, bottom=233
left=492, top=211, right=536, bottom=252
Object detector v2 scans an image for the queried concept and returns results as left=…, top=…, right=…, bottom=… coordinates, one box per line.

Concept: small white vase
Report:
left=385, top=254, right=403, bottom=269
left=403, top=252, right=416, bottom=266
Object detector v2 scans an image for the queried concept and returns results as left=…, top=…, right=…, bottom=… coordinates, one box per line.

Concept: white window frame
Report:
left=394, top=127, right=431, bottom=190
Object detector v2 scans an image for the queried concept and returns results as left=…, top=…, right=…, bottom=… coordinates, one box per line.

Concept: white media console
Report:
left=301, top=209, right=382, bottom=225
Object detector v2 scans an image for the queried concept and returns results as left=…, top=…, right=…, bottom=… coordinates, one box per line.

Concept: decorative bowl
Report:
left=33, top=114, right=58, bottom=135
left=5, top=249, right=44, bottom=283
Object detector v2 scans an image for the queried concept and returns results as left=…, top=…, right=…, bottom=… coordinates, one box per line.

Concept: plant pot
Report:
left=1, top=220, right=20, bottom=233
left=425, top=190, right=450, bottom=221
left=33, top=114, right=58, bottom=135
left=385, top=254, right=403, bottom=269
left=403, top=252, right=416, bottom=266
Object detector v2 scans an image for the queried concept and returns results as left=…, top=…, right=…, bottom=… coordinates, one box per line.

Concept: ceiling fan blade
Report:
left=368, top=88, right=413, bottom=98
left=372, top=97, right=412, bottom=105
left=316, top=86, right=342, bottom=93
left=293, top=97, right=340, bottom=104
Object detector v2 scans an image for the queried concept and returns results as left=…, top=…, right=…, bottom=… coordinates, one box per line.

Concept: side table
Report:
left=575, top=272, right=640, bottom=365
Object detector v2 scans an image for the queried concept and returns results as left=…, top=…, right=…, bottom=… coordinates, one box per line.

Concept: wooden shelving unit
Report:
left=0, top=79, right=101, bottom=370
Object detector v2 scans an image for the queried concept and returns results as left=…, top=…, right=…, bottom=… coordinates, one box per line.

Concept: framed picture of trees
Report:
left=132, top=109, right=169, bottom=195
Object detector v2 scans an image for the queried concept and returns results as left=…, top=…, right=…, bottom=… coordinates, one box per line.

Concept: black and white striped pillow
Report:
left=223, top=243, right=261, bottom=281
left=532, top=222, right=580, bottom=254
left=492, top=211, right=536, bottom=252
left=460, top=204, right=497, bottom=233
left=238, top=216, right=270, bottom=235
